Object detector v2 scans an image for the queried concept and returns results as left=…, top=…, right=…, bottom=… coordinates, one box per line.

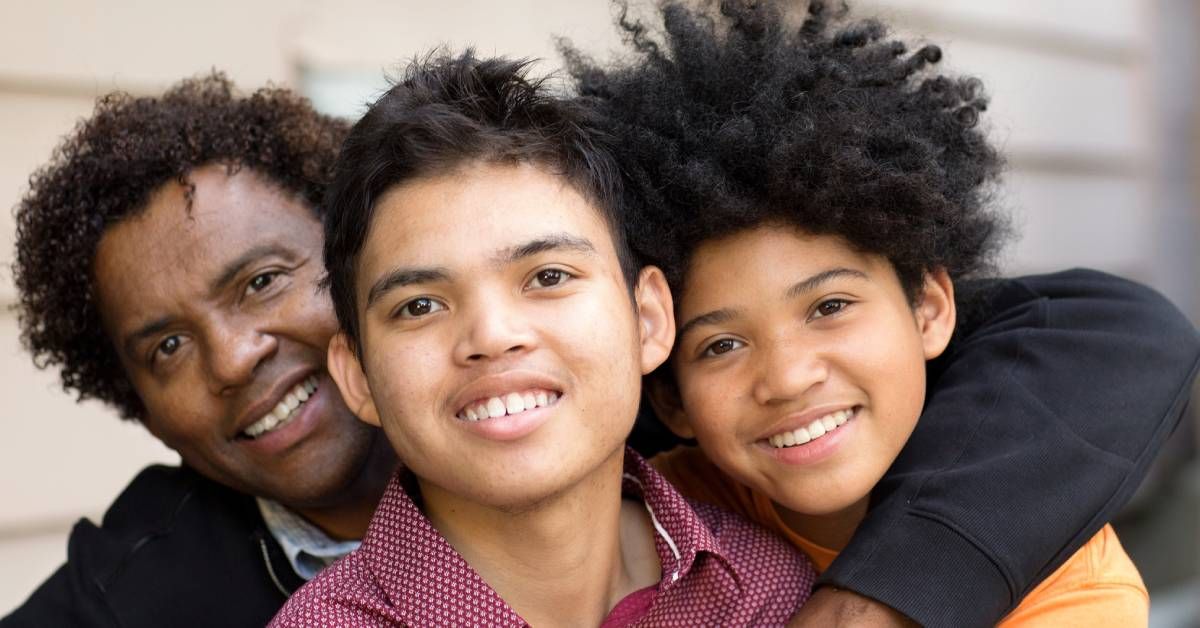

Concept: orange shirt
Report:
left=653, top=446, right=1149, bottom=627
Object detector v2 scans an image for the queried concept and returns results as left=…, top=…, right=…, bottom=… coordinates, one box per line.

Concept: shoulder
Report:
left=270, top=552, right=390, bottom=627
left=1001, top=525, right=1148, bottom=627
left=691, top=499, right=816, bottom=598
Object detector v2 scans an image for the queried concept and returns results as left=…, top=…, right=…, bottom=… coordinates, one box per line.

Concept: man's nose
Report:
left=205, top=319, right=278, bottom=394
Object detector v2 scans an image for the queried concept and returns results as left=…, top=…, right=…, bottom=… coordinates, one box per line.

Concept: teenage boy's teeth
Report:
left=767, top=409, right=855, bottom=449
left=243, top=376, right=319, bottom=438
left=458, top=390, right=559, bottom=421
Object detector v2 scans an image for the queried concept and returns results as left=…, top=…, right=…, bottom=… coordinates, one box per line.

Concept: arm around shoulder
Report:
left=822, top=268, right=1199, bottom=627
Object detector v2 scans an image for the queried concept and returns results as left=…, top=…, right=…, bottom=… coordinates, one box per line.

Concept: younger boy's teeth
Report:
left=243, top=376, right=319, bottom=439
left=767, top=408, right=855, bottom=449
left=458, top=389, right=559, bottom=422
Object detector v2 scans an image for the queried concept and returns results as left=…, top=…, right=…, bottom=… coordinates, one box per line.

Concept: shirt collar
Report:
left=358, top=447, right=737, bottom=622
left=256, top=498, right=362, bottom=581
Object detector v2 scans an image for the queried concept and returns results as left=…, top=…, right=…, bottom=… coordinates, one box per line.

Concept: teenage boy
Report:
left=270, top=52, right=815, bottom=626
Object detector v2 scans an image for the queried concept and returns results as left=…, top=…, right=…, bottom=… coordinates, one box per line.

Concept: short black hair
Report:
left=564, top=0, right=1008, bottom=301
left=12, top=72, right=349, bottom=420
left=323, top=50, right=637, bottom=353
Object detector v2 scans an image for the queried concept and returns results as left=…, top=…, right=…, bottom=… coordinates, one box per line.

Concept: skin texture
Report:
left=327, top=162, right=676, bottom=625
left=93, top=165, right=394, bottom=539
left=654, top=225, right=955, bottom=550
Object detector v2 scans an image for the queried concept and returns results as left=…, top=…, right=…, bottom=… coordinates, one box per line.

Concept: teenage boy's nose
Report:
left=453, top=297, right=537, bottom=364
left=751, top=339, right=828, bottom=406
left=205, top=318, right=279, bottom=394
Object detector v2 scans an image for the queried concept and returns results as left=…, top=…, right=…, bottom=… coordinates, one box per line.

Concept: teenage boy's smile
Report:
left=330, top=161, right=666, bottom=510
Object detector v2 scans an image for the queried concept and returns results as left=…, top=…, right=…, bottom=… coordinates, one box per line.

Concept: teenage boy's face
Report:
left=329, top=162, right=673, bottom=510
left=94, top=165, right=388, bottom=509
left=660, top=226, right=953, bottom=516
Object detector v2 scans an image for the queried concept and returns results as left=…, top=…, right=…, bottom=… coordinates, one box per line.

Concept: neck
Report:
left=293, top=435, right=398, bottom=540
left=421, top=447, right=661, bottom=626
left=775, top=496, right=870, bottom=552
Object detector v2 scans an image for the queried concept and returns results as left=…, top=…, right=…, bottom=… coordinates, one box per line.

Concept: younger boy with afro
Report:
left=568, top=1, right=1171, bottom=625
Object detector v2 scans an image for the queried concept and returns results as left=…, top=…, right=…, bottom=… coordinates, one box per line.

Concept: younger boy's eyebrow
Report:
left=677, top=308, right=741, bottom=340
left=785, top=268, right=868, bottom=298
left=366, top=267, right=450, bottom=308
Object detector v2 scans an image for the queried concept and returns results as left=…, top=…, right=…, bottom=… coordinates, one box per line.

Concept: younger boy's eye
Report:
left=702, top=338, right=745, bottom=357
left=812, top=298, right=850, bottom=319
left=396, top=297, right=446, bottom=319
left=527, top=268, right=572, bottom=289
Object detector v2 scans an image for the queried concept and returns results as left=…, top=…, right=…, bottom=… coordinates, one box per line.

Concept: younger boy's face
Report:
left=329, top=162, right=672, bottom=511
left=665, top=226, right=953, bottom=517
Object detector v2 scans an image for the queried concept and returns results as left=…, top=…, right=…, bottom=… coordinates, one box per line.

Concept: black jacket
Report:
left=5, top=269, right=1199, bottom=628
left=1, top=466, right=304, bottom=627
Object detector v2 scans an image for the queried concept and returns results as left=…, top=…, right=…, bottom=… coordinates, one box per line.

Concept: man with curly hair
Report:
left=4, top=73, right=397, bottom=627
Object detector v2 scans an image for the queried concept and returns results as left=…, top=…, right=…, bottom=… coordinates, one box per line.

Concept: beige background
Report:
left=2, top=0, right=1197, bottom=620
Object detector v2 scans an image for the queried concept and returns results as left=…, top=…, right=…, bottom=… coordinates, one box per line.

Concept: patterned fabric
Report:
left=257, top=498, right=362, bottom=581
left=270, top=448, right=815, bottom=627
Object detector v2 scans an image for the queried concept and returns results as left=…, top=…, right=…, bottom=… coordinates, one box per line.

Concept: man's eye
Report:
left=247, top=272, right=280, bottom=294
left=396, top=297, right=446, bottom=319
left=812, top=298, right=849, bottom=319
left=527, top=268, right=572, bottom=289
left=702, top=338, right=744, bottom=357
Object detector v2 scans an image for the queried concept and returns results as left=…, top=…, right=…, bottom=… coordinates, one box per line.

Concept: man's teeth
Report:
left=767, top=409, right=854, bottom=448
left=457, top=389, right=559, bottom=421
left=243, top=376, right=319, bottom=438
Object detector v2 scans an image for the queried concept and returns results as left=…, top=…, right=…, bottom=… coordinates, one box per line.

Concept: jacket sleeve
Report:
left=819, top=268, right=1200, bottom=628
left=0, top=522, right=119, bottom=627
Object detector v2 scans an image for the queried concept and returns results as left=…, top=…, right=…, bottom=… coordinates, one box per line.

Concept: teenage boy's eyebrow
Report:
left=785, top=268, right=868, bottom=299
left=493, top=233, right=597, bottom=266
left=366, top=267, right=451, bottom=308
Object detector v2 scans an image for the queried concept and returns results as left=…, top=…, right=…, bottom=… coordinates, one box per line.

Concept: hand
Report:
left=788, top=586, right=918, bottom=628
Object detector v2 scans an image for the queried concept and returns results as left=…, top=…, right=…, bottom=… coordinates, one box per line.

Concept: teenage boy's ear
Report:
left=327, top=332, right=382, bottom=427
left=916, top=268, right=957, bottom=360
left=633, top=265, right=675, bottom=374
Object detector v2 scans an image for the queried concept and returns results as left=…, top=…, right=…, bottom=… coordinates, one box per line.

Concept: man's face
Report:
left=94, top=165, right=387, bottom=509
left=330, top=162, right=671, bottom=511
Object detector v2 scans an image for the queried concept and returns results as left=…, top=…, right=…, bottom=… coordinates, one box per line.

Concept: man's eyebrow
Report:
left=785, top=268, right=868, bottom=299
left=210, top=244, right=295, bottom=297
left=366, top=267, right=451, bottom=308
left=677, top=308, right=741, bottom=340
left=124, top=317, right=172, bottom=357
left=494, top=233, right=597, bottom=266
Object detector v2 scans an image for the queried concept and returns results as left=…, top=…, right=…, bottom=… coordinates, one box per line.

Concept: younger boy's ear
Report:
left=327, top=332, right=381, bottom=427
left=633, top=266, right=676, bottom=375
left=645, top=373, right=696, bottom=440
left=916, top=268, right=957, bottom=360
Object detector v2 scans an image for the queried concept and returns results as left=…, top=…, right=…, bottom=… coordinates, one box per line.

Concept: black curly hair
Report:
left=564, top=0, right=1008, bottom=302
left=12, top=72, right=349, bottom=420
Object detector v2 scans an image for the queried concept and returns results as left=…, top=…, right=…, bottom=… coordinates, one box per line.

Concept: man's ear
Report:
left=633, top=266, right=675, bottom=374
left=327, top=332, right=381, bottom=427
left=915, top=268, right=957, bottom=361
left=645, top=373, right=696, bottom=440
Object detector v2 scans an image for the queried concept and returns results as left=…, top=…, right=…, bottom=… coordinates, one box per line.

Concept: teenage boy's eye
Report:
left=395, top=297, right=446, bottom=319
left=702, top=338, right=745, bottom=357
left=811, top=298, right=850, bottom=319
left=527, top=268, right=572, bottom=289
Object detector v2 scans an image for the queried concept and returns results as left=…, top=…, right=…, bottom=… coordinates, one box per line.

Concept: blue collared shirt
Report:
left=256, top=498, right=361, bottom=580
